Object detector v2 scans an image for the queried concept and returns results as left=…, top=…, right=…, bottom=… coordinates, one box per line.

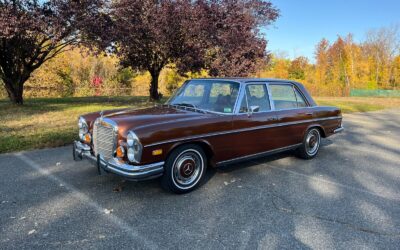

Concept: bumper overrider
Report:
left=333, top=125, right=344, bottom=134
left=73, top=141, right=164, bottom=181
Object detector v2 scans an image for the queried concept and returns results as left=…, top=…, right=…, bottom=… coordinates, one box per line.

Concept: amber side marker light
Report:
left=152, top=149, right=163, bottom=156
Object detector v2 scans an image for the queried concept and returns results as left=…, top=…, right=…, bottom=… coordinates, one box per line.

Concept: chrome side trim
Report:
left=216, top=143, right=302, bottom=166
left=144, top=116, right=342, bottom=148
left=334, top=126, right=344, bottom=134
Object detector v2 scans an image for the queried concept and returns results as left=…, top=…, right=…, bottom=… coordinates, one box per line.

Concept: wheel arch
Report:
left=166, top=139, right=216, bottom=167
left=305, top=124, right=327, bottom=138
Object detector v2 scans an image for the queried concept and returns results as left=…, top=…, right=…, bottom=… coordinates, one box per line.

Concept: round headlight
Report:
left=127, top=132, right=135, bottom=147
left=127, top=148, right=136, bottom=162
left=78, top=117, right=88, bottom=134
left=126, top=131, right=142, bottom=163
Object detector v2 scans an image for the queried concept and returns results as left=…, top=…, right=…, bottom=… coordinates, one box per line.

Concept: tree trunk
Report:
left=3, top=79, right=24, bottom=105
left=149, top=68, right=162, bottom=100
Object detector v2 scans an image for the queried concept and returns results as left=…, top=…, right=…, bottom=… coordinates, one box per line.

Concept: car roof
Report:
left=192, top=77, right=298, bottom=84
left=190, top=78, right=316, bottom=106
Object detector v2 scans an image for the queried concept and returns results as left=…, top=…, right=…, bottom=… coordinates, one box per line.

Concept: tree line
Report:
left=260, top=26, right=400, bottom=96
left=0, top=0, right=279, bottom=104
left=1, top=1, right=399, bottom=104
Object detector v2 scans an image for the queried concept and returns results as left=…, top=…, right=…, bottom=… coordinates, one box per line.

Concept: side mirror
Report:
left=248, top=105, right=260, bottom=116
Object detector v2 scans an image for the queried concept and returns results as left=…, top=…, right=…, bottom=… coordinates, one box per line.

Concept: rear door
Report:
left=268, top=83, right=313, bottom=146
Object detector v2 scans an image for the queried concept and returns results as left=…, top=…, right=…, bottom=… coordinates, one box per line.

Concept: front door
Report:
left=231, top=83, right=280, bottom=158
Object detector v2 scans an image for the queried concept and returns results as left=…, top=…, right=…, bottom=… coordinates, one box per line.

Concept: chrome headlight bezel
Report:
left=78, top=117, right=89, bottom=139
left=126, top=131, right=142, bottom=163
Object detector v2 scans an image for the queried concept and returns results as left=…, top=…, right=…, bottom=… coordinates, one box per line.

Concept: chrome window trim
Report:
left=266, top=83, right=276, bottom=110
left=236, top=81, right=275, bottom=115
left=232, top=80, right=244, bottom=114
left=167, top=80, right=315, bottom=115
left=144, top=116, right=341, bottom=148
left=237, top=82, right=272, bottom=114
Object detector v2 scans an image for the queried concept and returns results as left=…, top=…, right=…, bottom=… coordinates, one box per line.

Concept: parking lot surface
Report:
left=1, top=109, right=399, bottom=249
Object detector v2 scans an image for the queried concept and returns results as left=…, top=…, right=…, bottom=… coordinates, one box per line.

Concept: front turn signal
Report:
left=84, top=133, right=91, bottom=144
left=116, top=146, right=125, bottom=158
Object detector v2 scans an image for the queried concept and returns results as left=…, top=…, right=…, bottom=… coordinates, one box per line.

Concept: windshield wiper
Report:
left=167, top=103, right=208, bottom=114
left=173, top=103, right=197, bottom=108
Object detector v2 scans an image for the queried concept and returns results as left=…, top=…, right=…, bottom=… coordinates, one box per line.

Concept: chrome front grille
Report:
left=93, top=119, right=117, bottom=160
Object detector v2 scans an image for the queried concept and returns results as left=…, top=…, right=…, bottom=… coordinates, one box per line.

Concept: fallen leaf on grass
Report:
left=28, top=229, right=36, bottom=235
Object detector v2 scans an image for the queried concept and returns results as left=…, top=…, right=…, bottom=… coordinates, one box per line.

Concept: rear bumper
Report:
left=333, top=126, right=344, bottom=134
left=73, top=141, right=164, bottom=181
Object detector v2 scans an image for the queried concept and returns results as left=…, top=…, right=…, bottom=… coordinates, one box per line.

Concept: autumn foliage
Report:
left=260, top=27, right=400, bottom=96
left=1, top=1, right=399, bottom=103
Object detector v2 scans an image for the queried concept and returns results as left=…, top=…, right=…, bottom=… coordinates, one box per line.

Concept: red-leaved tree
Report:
left=96, top=0, right=279, bottom=100
left=0, top=0, right=105, bottom=104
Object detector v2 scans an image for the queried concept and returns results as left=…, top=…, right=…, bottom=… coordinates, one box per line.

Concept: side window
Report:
left=294, top=88, right=307, bottom=107
left=239, top=84, right=271, bottom=113
left=270, top=85, right=298, bottom=110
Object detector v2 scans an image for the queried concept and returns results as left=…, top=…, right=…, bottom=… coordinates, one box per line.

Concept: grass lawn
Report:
left=1, top=96, right=399, bottom=153
left=0, top=96, right=164, bottom=153
left=315, top=97, right=400, bottom=113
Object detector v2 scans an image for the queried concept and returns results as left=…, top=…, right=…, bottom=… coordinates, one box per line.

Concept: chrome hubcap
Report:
left=305, top=129, right=320, bottom=155
left=172, top=149, right=204, bottom=189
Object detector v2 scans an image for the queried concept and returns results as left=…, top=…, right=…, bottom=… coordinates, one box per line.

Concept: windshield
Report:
left=167, top=80, right=240, bottom=114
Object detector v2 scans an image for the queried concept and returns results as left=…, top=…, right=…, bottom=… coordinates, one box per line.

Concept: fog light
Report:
left=116, top=146, right=125, bottom=158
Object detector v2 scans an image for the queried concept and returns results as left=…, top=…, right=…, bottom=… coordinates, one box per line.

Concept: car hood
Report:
left=99, top=106, right=206, bottom=135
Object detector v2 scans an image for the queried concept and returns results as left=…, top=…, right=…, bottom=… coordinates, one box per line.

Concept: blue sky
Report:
left=264, top=0, right=400, bottom=61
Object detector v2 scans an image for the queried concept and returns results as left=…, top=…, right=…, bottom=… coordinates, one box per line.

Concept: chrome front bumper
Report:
left=73, top=141, right=164, bottom=181
left=333, top=126, right=344, bottom=134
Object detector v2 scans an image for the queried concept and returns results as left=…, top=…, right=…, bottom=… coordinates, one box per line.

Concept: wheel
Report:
left=296, top=128, right=321, bottom=159
left=161, top=144, right=207, bottom=194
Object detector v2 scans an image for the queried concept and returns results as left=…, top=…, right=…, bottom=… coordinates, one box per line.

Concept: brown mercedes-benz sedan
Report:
left=73, top=78, right=343, bottom=193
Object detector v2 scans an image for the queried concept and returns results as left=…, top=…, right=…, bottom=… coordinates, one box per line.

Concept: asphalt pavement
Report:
left=1, top=109, right=399, bottom=249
